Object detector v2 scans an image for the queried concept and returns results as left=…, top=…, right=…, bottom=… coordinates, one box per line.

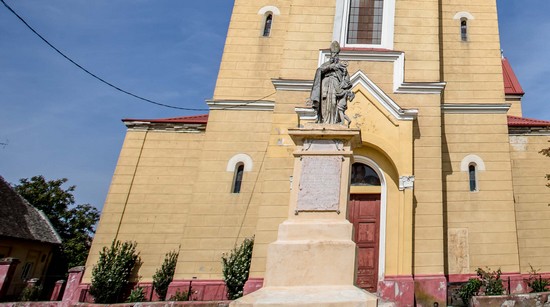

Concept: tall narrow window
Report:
left=461, top=18, right=468, bottom=41
left=263, top=14, right=273, bottom=37
left=468, top=164, right=477, bottom=192
left=347, top=0, right=384, bottom=45
left=232, top=163, right=244, bottom=193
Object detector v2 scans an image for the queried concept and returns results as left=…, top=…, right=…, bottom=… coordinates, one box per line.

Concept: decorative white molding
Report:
left=460, top=155, right=485, bottom=172
left=349, top=70, right=418, bottom=121
left=291, top=70, right=419, bottom=122
left=206, top=100, right=275, bottom=111
left=318, top=50, right=446, bottom=95
left=399, top=176, right=415, bottom=190
left=272, top=79, right=313, bottom=91
left=395, top=82, right=446, bottom=94
left=294, top=107, right=317, bottom=121
left=334, top=0, right=396, bottom=50
left=442, top=103, right=511, bottom=114
left=352, top=156, right=387, bottom=282
left=258, top=6, right=280, bottom=15
left=453, top=11, right=475, bottom=20
left=505, top=94, right=524, bottom=100
left=227, top=154, right=253, bottom=172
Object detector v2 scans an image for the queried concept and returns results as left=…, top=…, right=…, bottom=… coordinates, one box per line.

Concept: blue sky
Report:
left=0, top=1, right=548, bottom=210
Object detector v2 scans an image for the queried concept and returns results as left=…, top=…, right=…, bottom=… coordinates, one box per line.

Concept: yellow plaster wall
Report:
left=213, top=0, right=290, bottom=100
left=394, top=0, right=440, bottom=82
left=443, top=113, right=520, bottom=274
left=509, top=134, right=550, bottom=272
left=174, top=110, right=272, bottom=280
left=440, top=0, right=504, bottom=103
left=410, top=96, right=446, bottom=275
left=84, top=130, right=205, bottom=282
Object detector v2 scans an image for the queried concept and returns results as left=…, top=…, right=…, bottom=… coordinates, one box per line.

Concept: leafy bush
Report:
left=153, top=250, right=179, bottom=301
left=89, top=240, right=140, bottom=304
left=222, top=236, right=254, bottom=300
left=527, top=264, right=550, bottom=293
left=168, top=289, right=189, bottom=301
left=457, top=278, right=482, bottom=305
left=476, top=267, right=504, bottom=296
left=19, top=284, right=42, bottom=301
left=126, top=286, right=146, bottom=303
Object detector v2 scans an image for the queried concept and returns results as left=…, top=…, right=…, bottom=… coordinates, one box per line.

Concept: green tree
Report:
left=89, top=240, right=140, bottom=304
left=153, top=250, right=179, bottom=301
left=222, top=237, right=254, bottom=300
left=13, top=176, right=100, bottom=269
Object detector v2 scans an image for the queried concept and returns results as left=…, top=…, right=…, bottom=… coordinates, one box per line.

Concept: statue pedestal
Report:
left=231, top=126, right=377, bottom=307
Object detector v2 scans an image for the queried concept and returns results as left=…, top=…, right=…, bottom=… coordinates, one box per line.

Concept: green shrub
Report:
left=126, top=286, right=146, bottom=303
left=168, top=289, right=189, bottom=301
left=222, top=236, right=254, bottom=300
left=476, top=267, right=504, bottom=296
left=19, top=284, right=42, bottom=302
left=153, top=250, right=179, bottom=301
left=527, top=264, right=550, bottom=293
left=457, top=278, right=482, bottom=305
left=89, top=240, right=140, bottom=304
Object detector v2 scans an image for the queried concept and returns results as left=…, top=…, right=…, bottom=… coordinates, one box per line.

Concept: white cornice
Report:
left=441, top=103, right=511, bottom=114
left=293, top=71, right=418, bottom=122
left=271, top=79, right=313, bottom=92
left=350, top=71, right=418, bottom=121
left=206, top=100, right=275, bottom=111
left=505, top=94, right=524, bottom=100
left=395, top=82, right=446, bottom=94
left=319, top=50, right=446, bottom=94
left=294, top=107, right=317, bottom=121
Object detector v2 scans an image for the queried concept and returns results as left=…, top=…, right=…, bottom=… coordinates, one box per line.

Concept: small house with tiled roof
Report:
left=84, top=1, right=550, bottom=305
left=0, top=176, right=61, bottom=299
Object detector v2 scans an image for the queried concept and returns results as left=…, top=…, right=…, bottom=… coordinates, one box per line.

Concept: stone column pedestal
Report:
left=0, top=257, right=20, bottom=300
left=50, top=280, right=65, bottom=301
left=61, top=266, right=85, bottom=305
left=232, top=126, right=377, bottom=306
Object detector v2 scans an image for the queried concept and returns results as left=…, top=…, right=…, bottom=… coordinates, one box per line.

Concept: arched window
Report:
left=263, top=13, right=273, bottom=37
left=351, top=162, right=381, bottom=186
left=461, top=18, right=468, bottom=41
left=468, top=163, right=477, bottom=192
left=232, top=163, right=245, bottom=193
left=460, top=154, right=484, bottom=192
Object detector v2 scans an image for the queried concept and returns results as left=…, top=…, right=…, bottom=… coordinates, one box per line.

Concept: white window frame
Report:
left=333, top=0, right=395, bottom=50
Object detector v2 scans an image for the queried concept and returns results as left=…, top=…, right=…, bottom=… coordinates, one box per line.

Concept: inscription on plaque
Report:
left=297, top=156, right=342, bottom=211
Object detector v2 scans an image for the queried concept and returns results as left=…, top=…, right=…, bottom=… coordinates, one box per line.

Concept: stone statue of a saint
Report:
left=308, top=41, right=354, bottom=126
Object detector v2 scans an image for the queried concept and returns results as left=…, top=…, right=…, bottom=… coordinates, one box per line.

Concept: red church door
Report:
left=348, top=194, right=381, bottom=292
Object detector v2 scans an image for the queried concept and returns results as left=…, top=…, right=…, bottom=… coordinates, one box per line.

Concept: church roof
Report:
left=508, top=115, right=550, bottom=127
left=502, top=57, right=525, bottom=96
left=122, top=114, right=209, bottom=124
left=0, top=176, right=62, bottom=244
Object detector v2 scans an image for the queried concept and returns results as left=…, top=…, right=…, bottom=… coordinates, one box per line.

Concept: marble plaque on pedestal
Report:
left=297, top=156, right=342, bottom=211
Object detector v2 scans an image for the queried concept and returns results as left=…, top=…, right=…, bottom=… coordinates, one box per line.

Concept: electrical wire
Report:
left=1, top=0, right=279, bottom=113
left=1, top=0, right=208, bottom=111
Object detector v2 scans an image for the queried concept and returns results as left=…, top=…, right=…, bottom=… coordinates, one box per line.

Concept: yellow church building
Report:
left=84, top=0, right=550, bottom=305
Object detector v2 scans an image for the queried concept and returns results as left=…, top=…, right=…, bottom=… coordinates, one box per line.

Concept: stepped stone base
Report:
left=230, top=286, right=378, bottom=307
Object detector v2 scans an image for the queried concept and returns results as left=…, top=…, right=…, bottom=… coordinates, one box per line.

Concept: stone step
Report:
left=377, top=299, right=397, bottom=307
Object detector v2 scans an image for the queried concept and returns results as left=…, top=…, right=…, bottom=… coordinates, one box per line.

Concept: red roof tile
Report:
left=508, top=115, right=550, bottom=127
left=123, top=114, right=209, bottom=124
left=502, top=57, right=525, bottom=95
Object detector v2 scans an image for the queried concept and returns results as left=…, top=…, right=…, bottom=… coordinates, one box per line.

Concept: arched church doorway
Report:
left=349, top=161, right=382, bottom=292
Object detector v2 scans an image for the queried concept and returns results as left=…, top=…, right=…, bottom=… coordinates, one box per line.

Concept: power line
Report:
left=1, top=0, right=208, bottom=111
